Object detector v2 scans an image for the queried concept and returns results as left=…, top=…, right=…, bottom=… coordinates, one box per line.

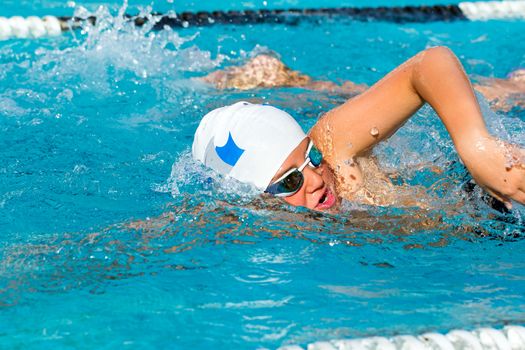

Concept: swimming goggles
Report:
left=265, top=140, right=323, bottom=197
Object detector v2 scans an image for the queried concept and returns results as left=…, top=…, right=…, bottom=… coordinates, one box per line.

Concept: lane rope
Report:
left=1, top=1, right=525, bottom=40
left=459, top=0, right=525, bottom=20
left=0, top=15, right=62, bottom=40
left=278, top=325, right=525, bottom=350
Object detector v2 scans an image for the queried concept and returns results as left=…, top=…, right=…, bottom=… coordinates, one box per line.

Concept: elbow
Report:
left=424, top=45, right=455, bottom=57
left=412, top=46, right=462, bottom=81
left=423, top=46, right=457, bottom=60
left=408, top=45, right=465, bottom=101
left=418, top=46, right=459, bottom=67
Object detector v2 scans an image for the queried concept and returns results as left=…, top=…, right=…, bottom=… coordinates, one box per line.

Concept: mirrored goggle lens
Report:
left=266, top=170, right=304, bottom=197
left=309, top=144, right=323, bottom=167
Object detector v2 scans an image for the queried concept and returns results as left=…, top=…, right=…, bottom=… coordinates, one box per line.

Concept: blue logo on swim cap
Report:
left=215, top=132, right=245, bottom=166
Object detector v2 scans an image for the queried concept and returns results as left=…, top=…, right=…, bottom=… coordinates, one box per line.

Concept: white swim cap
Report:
left=192, top=101, right=306, bottom=190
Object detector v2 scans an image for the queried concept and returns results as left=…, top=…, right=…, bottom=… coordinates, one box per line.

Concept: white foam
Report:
left=26, top=3, right=224, bottom=97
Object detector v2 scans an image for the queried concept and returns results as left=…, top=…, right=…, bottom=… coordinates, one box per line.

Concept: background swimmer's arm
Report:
left=310, top=46, right=525, bottom=207
left=201, top=54, right=367, bottom=94
left=202, top=54, right=523, bottom=106
left=201, top=54, right=310, bottom=89
left=473, top=72, right=525, bottom=111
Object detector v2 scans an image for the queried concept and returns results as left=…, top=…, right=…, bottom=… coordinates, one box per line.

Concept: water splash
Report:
left=157, top=150, right=260, bottom=204
left=3, top=2, right=224, bottom=101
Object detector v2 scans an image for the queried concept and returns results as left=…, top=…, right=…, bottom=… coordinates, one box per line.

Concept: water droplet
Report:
left=344, top=158, right=355, bottom=166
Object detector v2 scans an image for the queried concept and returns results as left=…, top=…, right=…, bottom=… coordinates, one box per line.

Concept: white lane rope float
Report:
left=278, top=325, right=525, bottom=350
left=1, top=0, right=525, bottom=40
left=0, top=16, right=62, bottom=40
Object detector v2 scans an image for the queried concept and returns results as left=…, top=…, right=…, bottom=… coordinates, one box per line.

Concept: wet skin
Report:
left=269, top=138, right=339, bottom=211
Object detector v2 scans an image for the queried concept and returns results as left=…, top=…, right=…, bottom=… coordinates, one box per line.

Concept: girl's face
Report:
left=269, top=138, right=339, bottom=211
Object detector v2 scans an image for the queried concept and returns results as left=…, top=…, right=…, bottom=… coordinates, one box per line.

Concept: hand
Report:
left=459, top=135, right=525, bottom=208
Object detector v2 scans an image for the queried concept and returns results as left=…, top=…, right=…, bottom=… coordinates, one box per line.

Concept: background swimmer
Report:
left=195, top=46, right=525, bottom=211
left=202, top=52, right=525, bottom=111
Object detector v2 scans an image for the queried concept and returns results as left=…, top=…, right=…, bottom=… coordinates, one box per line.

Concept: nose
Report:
left=303, top=164, right=324, bottom=193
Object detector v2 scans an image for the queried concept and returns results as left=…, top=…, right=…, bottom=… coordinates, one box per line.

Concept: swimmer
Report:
left=194, top=47, right=525, bottom=211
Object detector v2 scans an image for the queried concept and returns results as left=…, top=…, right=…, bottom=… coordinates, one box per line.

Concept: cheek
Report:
left=283, top=191, right=307, bottom=208
left=321, top=165, right=335, bottom=186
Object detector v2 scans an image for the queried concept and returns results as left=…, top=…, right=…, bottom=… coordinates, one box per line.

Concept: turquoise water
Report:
left=1, top=1, right=525, bottom=349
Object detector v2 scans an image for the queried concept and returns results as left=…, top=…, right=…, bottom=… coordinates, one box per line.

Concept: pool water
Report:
left=1, top=1, right=525, bottom=349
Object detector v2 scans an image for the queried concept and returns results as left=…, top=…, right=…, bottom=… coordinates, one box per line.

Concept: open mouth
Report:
left=315, top=188, right=337, bottom=210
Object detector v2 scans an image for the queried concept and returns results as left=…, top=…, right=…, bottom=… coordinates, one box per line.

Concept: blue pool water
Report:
left=1, top=1, right=525, bottom=349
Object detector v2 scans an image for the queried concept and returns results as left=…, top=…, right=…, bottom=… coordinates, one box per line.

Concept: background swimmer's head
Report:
left=192, top=101, right=306, bottom=191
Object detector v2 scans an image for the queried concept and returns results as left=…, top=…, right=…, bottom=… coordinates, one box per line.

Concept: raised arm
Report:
left=310, top=46, right=525, bottom=207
